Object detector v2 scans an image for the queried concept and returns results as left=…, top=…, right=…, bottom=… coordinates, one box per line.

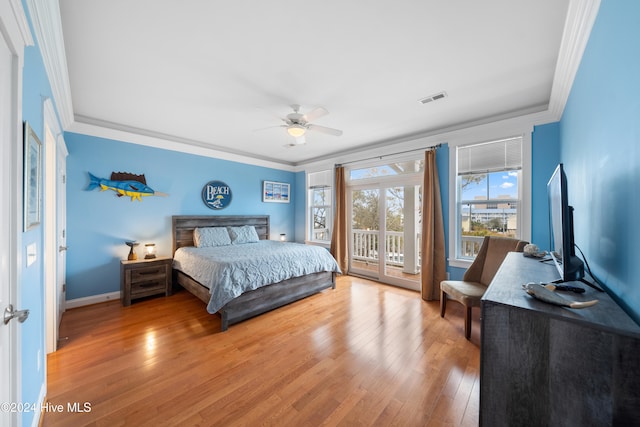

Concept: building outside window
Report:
left=456, top=136, right=523, bottom=259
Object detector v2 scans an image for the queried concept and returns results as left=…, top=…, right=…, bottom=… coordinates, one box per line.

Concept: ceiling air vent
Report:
left=418, top=91, right=447, bottom=105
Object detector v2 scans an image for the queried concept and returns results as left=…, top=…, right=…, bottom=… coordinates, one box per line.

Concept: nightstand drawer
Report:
left=129, top=265, right=167, bottom=283
left=130, top=279, right=166, bottom=296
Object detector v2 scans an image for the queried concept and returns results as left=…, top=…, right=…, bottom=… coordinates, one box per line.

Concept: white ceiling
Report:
left=58, top=0, right=573, bottom=167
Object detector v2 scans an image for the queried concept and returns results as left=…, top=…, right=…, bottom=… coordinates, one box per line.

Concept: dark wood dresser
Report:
left=480, top=252, right=640, bottom=426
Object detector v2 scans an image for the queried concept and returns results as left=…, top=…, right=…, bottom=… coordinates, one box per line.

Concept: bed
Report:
left=172, top=215, right=339, bottom=331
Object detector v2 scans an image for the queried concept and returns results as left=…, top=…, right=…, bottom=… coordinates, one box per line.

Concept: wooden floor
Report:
left=351, top=260, right=422, bottom=282
left=44, top=276, right=481, bottom=427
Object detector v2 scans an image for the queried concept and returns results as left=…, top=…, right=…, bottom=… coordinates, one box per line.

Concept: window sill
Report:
left=305, top=240, right=331, bottom=249
left=448, top=258, right=473, bottom=269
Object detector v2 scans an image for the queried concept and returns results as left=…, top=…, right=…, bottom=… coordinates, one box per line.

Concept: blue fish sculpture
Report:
left=87, top=172, right=168, bottom=201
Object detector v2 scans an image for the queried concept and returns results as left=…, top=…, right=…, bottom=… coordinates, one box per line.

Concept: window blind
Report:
left=308, top=170, right=332, bottom=188
left=457, top=137, right=522, bottom=175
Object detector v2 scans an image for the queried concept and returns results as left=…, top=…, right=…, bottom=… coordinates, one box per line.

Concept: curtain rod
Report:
left=335, top=143, right=442, bottom=168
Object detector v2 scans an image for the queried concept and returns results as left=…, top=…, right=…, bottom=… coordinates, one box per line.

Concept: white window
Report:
left=308, top=170, right=333, bottom=244
left=455, top=137, right=523, bottom=260
left=349, top=159, right=424, bottom=181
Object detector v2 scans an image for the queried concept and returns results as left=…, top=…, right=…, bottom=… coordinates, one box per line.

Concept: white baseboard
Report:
left=65, top=291, right=121, bottom=309
left=31, top=383, right=46, bottom=427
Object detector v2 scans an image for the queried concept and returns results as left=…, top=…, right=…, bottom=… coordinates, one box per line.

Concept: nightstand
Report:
left=120, top=256, right=173, bottom=306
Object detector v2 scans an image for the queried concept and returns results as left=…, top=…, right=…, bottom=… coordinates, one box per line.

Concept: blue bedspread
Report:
left=173, top=241, right=341, bottom=313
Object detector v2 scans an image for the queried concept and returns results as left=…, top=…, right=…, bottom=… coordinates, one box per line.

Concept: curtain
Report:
left=421, top=149, right=446, bottom=300
left=330, top=166, right=348, bottom=273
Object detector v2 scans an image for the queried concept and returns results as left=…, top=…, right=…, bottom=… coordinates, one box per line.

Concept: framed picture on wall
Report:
left=263, top=180, right=290, bottom=203
left=23, top=121, right=42, bottom=231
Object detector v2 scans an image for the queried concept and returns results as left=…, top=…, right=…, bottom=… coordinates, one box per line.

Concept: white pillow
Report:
left=227, top=225, right=260, bottom=244
left=193, top=227, right=231, bottom=247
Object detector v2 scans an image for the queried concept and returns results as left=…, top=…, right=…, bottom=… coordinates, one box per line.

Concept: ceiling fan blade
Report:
left=253, top=124, right=287, bottom=132
left=307, top=124, right=342, bottom=136
left=303, top=106, right=329, bottom=122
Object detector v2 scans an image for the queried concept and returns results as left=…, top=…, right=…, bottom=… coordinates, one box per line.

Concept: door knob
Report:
left=3, top=304, right=29, bottom=325
left=59, top=245, right=68, bottom=252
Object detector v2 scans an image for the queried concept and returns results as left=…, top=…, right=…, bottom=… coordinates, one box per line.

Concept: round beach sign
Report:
left=201, top=180, right=232, bottom=209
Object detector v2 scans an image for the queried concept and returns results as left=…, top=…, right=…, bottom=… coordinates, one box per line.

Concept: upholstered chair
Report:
left=440, top=236, right=528, bottom=340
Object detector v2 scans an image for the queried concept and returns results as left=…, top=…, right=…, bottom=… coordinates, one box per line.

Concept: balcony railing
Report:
left=460, top=235, right=485, bottom=258
left=312, top=228, right=330, bottom=241
left=351, top=229, right=419, bottom=268
left=332, top=229, right=487, bottom=264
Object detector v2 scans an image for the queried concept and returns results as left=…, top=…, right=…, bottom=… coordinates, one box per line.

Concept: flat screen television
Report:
left=547, top=163, right=584, bottom=282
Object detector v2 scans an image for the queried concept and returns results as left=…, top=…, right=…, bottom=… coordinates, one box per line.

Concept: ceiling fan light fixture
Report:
left=287, top=124, right=306, bottom=138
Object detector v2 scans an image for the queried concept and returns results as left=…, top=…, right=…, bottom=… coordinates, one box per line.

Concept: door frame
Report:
left=0, top=1, right=32, bottom=426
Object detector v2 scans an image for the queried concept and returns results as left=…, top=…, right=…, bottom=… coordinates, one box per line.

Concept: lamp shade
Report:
left=287, top=124, right=306, bottom=138
left=144, top=243, right=156, bottom=259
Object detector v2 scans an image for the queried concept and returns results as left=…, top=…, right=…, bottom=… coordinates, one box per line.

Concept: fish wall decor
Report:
left=87, top=172, right=168, bottom=201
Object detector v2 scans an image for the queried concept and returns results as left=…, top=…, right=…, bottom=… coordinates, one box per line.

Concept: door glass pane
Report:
left=384, top=186, right=421, bottom=283
left=351, top=189, right=379, bottom=278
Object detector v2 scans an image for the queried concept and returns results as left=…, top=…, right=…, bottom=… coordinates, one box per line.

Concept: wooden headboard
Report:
left=172, top=215, right=270, bottom=254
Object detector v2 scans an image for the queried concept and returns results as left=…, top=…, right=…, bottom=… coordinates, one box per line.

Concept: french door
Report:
left=349, top=183, right=422, bottom=290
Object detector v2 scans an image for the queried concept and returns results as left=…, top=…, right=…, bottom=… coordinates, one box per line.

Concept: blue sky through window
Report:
left=461, top=171, right=518, bottom=201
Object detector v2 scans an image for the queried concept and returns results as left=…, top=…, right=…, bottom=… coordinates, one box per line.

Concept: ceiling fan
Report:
left=279, top=104, right=343, bottom=145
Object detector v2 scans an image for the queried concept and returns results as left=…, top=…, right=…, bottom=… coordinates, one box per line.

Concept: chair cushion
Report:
left=441, top=280, right=486, bottom=307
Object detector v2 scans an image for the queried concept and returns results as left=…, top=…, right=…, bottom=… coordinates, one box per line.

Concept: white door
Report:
left=349, top=185, right=422, bottom=291
left=44, top=100, right=67, bottom=353
left=56, top=148, right=67, bottom=329
left=0, top=26, right=17, bottom=427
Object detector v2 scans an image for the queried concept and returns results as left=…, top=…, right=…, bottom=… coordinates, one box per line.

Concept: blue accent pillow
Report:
left=193, top=227, right=231, bottom=247
left=228, top=225, right=260, bottom=244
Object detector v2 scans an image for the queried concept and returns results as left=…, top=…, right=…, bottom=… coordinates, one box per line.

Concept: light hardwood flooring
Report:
left=44, top=275, right=481, bottom=426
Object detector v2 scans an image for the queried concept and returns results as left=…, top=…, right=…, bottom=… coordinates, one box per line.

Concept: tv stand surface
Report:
left=552, top=276, right=604, bottom=292
left=480, top=253, right=640, bottom=427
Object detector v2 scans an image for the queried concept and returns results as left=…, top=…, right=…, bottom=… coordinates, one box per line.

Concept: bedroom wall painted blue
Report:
left=294, top=171, right=306, bottom=242
left=531, top=122, right=561, bottom=250
left=20, top=2, right=60, bottom=424
left=559, top=0, right=640, bottom=323
left=65, top=133, right=297, bottom=300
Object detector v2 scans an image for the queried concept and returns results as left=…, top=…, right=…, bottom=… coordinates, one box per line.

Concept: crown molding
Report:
left=69, top=116, right=297, bottom=173
left=7, top=0, right=34, bottom=47
left=548, top=0, right=601, bottom=120
left=24, top=0, right=74, bottom=129
left=295, top=105, right=547, bottom=171
left=1, top=0, right=33, bottom=52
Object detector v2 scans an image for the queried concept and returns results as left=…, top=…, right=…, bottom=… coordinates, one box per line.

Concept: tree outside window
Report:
left=310, top=187, right=331, bottom=242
